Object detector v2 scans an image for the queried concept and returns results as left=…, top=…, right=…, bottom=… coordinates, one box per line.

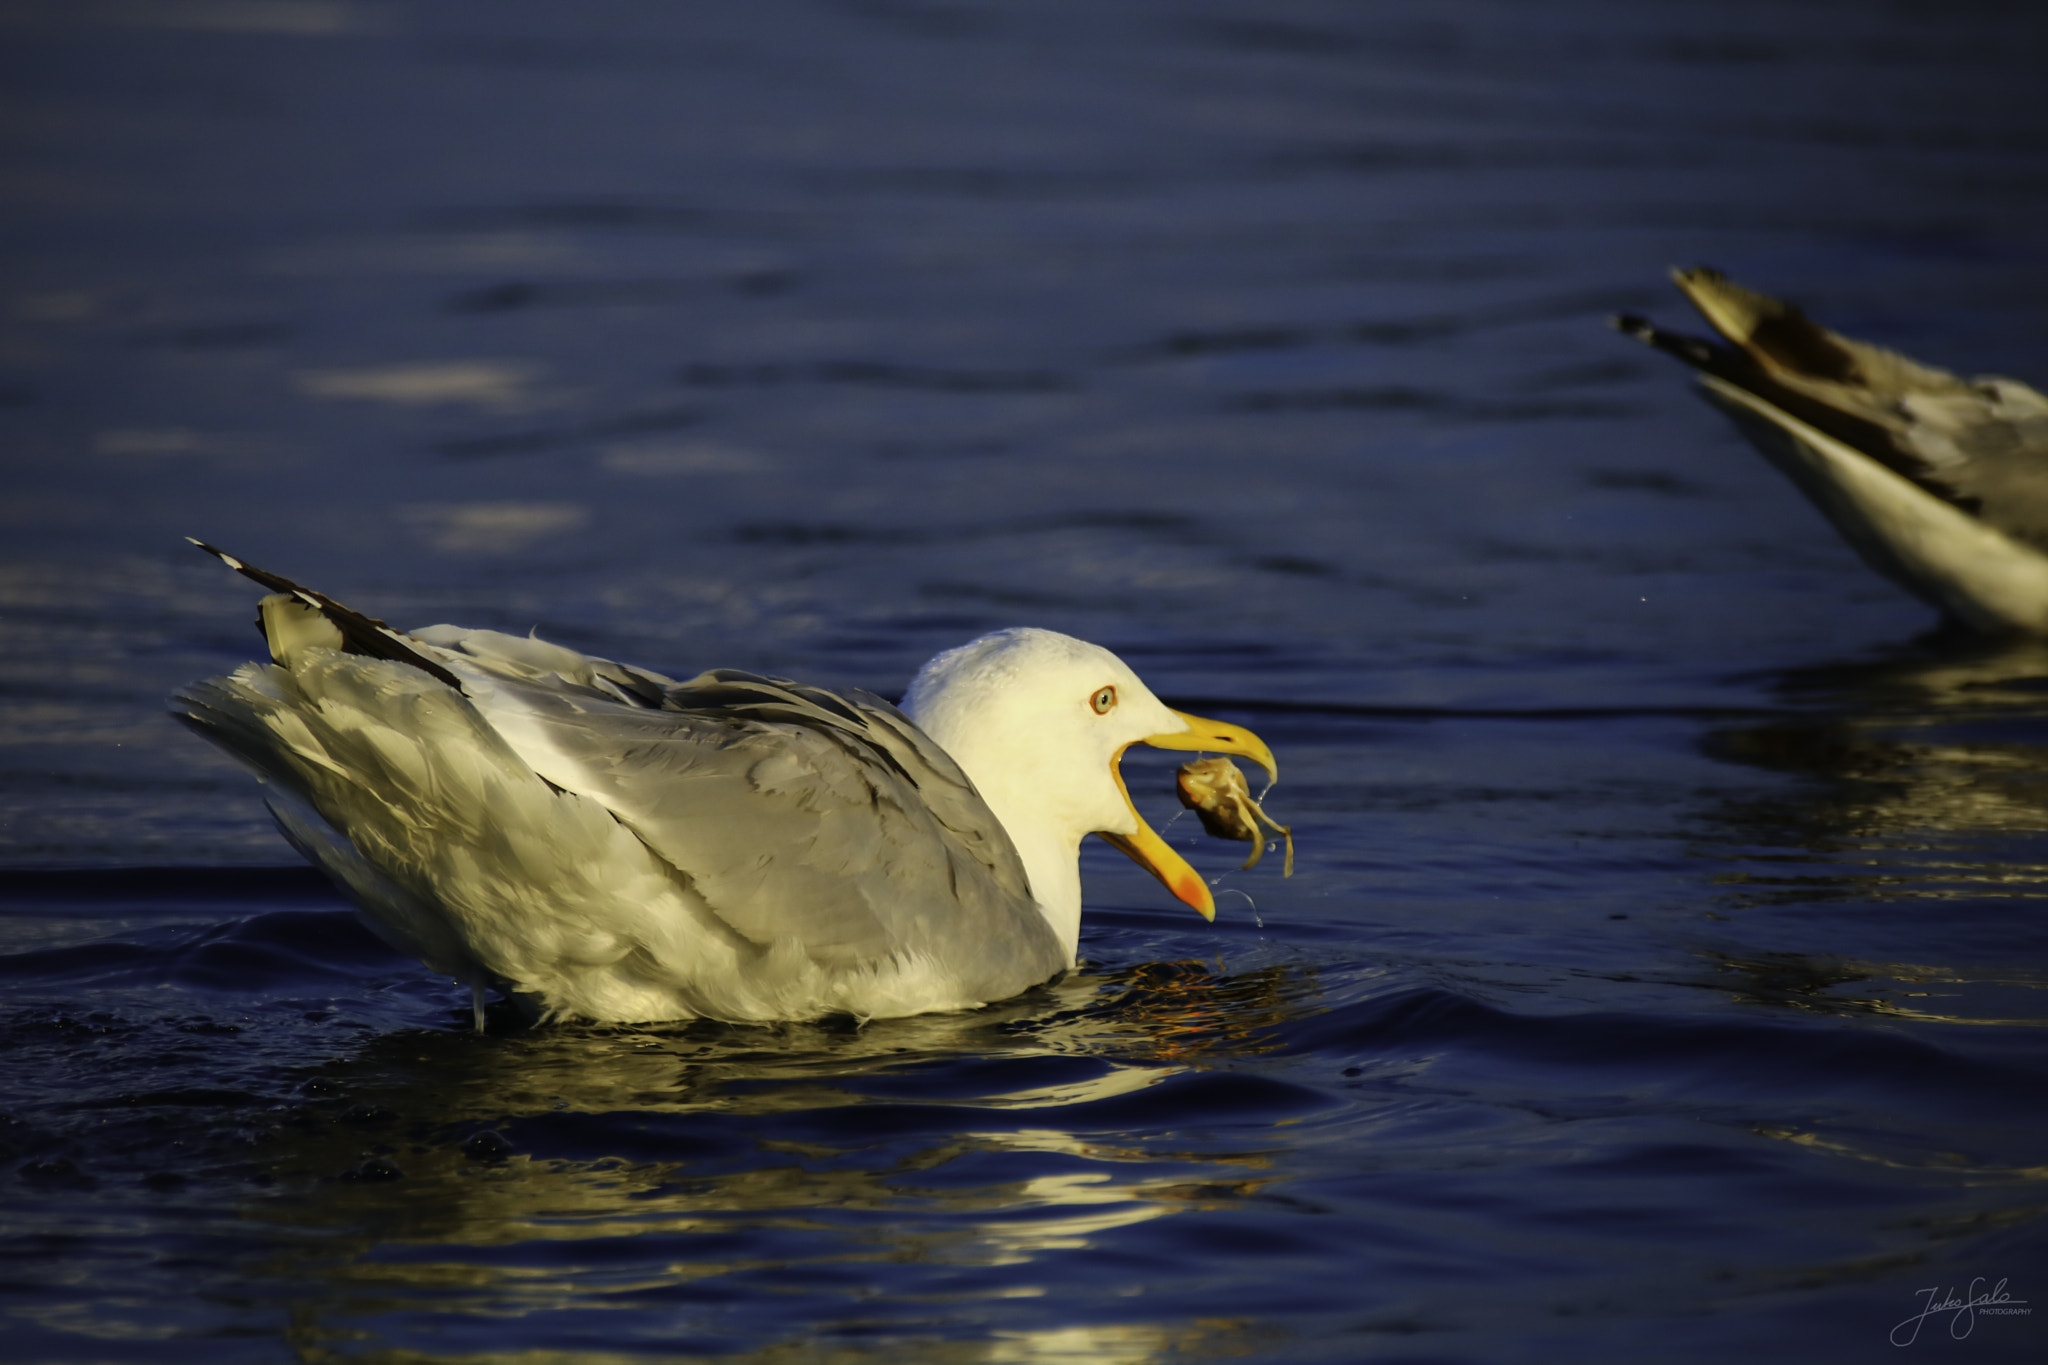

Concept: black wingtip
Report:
left=188, top=539, right=465, bottom=692
left=1608, top=312, right=1724, bottom=372
left=188, top=537, right=306, bottom=598
left=188, top=536, right=238, bottom=568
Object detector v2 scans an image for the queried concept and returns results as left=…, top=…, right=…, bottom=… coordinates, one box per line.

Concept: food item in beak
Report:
left=1175, top=756, right=1294, bottom=876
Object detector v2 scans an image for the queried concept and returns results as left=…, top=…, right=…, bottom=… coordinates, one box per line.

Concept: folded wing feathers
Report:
left=176, top=652, right=748, bottom=1014
left=451, top=662, right=1059, bottom=994
left=674, top=671, right=1034, bottom=902
left=409, top=624, right=679, bottom=711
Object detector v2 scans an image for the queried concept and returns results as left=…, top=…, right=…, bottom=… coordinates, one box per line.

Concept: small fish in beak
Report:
left=1176, top=756, right=1294, bottom=876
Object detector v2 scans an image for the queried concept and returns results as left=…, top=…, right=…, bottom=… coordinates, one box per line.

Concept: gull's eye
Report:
left=1091, top=685, right=1117, bottom=715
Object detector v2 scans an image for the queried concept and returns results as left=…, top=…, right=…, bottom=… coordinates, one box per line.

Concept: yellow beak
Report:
left=1097, top=710, right=1277, bottom=922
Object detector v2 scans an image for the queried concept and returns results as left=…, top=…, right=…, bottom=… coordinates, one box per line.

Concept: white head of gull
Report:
left=905, top=626, right=1274, bottom=957
left=171, top=545, right=1278, bottom=1031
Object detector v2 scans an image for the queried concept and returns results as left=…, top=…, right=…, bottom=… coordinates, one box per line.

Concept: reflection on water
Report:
left=1701, top=949, right=2048, bottom=1029
left=1755, top=1125, right=2048, bottom=1186
left=1694, top=638, right=2048, bottom=1031
left=1765, top=633, right=2048, bottom=710
left=220, top=962, right=1309, bottom=1359
left=293, top=360, right=547, bottom=412
left=1709, top=635, right=2048, bottom=848
left=400, top=499, right=592, bottom=554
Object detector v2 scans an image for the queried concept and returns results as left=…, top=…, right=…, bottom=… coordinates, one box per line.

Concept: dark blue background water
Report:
left=3, top=2, right=2046, bottom=1360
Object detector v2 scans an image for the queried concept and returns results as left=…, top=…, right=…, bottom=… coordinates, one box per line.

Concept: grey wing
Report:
left=1750, top=313, right=2048, bottom=546
left=461, top=665, right=1066, bottom=1002
left=1889, top=379, right=2048, bottom=548
left=410, top=624, right=679, bottom=707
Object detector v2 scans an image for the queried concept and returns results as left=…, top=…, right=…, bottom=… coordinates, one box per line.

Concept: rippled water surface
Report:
left=4, top=2, right=2048, bottom=1360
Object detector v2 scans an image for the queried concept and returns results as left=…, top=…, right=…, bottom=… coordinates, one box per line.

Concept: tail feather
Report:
left=1612, top=285, right=1912, bottom=487
left=1609, top=311, right=1725, bottom=372
left=188, top=539, right=465, bottom=691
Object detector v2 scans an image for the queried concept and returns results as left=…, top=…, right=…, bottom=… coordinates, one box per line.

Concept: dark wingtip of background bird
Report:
left=1608, top=313, right=1721, bottom=371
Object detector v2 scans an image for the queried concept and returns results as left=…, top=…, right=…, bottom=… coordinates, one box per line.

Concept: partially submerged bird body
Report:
left=1618, top=268, right=2048, bottom=634
left=172, top=545, right=1276, bottom=1026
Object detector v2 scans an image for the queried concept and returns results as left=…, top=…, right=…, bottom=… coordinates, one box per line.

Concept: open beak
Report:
left=1097, top=710, right=1277, bottom=922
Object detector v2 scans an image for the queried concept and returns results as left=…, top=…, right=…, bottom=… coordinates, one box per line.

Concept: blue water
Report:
left=3, top=1, right=2047, bottom=1360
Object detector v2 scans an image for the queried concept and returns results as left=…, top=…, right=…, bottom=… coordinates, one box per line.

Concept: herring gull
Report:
left=170, top=542, right=1279, bottom=1028
left=1617, top=268, right=2048, bottom=634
